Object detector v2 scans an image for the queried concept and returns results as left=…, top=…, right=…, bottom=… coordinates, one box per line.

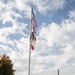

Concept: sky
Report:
left=0, top=0, right=75, bottom=75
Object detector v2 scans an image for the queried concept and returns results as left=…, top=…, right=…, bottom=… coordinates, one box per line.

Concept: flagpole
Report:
left=28, top=43, right=31, bottom=75
left=58, top=69, right=59, bottom=75
left=28, top=4, right=37, bottom=75
left=28, top=5, right=32, bottom=75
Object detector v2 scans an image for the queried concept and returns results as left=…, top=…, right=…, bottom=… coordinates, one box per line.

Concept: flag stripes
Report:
left=30, top=6, right=37, bottom=50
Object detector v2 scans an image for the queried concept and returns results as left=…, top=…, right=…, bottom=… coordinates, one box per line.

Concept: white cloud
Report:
left=0, top=0, right=30, bottom=24
left=68, top=10, right=75, bottom=20
left=31, top=0, right=66, bottom=14
left=34, top=16, right=75, bottom=75
left=15, top=0, right=25, bottom=11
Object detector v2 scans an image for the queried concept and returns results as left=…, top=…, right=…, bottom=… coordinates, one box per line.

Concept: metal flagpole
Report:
left=28, top=42, right=31, bottom=75
left=28, top=5, right=32, bottom=75
left=58, top=69, right=59, bottom=75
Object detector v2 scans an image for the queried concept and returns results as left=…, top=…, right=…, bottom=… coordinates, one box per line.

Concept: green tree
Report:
left=0, top=54, right=15, bottom=75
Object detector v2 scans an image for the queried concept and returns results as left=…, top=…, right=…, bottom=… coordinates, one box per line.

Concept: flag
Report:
left=30, top=6, right=37, bottom=50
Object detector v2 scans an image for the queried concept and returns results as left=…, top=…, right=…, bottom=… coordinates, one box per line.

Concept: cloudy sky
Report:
left=0, top=0, right=75, bottom=75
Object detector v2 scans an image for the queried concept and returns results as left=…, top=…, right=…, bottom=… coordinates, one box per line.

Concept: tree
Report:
left=0, top=54, right=15, bottom=75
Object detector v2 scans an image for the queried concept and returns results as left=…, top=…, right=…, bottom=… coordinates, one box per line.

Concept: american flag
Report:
left=30, top=6, right=37, bottom=50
